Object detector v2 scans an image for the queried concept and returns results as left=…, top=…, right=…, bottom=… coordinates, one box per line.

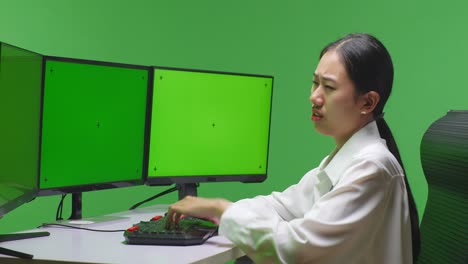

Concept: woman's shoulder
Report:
left=353, top=140, right=403, bottom=175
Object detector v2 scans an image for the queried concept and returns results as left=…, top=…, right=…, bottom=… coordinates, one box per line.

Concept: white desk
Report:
left=1, top=205, right=245, bottom=263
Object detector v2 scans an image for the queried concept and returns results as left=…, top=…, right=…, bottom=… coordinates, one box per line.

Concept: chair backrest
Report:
left=419, top=110, right=468, bottom=263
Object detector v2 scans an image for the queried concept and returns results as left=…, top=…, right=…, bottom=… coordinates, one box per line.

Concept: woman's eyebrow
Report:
left=313, top=73, right=337, bottom=83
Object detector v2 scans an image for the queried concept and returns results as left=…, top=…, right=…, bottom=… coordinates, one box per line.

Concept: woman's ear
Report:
left=361, top=91, right=380, bottom=113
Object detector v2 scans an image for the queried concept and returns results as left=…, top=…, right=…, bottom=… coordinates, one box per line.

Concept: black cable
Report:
left=39, top=223, right=126, bottom=232
left=56, top=194, right=67, bottom=221
left=129, top=186, right=178, bottom=210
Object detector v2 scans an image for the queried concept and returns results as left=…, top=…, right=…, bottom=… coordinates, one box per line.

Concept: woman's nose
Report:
left=310, top=88, right=323, bottom=106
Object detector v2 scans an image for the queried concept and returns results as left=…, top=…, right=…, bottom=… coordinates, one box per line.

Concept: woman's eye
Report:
left=312, top=81, right=319, bottom=90
left=324, top=85, right=335, bottom=90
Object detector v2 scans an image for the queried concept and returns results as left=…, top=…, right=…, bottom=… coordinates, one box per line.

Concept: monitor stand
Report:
left=0, top=231, right=50, bottom=258
left=69, top=192, right=83, bottom=220
left=176, top=183, right=199, bottom=200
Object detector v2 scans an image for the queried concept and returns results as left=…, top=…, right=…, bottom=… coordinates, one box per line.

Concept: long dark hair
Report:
left=320, top=33, right=421, bottom=262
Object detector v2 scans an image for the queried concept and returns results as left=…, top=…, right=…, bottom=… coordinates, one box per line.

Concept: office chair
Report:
left=418, top=110, right=468, bottom=263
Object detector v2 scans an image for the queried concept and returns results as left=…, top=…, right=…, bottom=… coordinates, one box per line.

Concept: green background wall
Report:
left=1, top=0, right=467, bottom=234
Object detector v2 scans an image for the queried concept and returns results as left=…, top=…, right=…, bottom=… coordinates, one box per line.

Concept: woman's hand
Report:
left=165, top=196, right=232, bottom=229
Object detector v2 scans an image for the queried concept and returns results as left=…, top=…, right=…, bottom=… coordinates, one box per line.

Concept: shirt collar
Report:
left=319, top=121, right=386, bottom=187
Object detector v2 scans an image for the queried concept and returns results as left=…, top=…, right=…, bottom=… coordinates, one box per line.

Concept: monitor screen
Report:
left=0, top=42, right=42, bottom=217
left=146, top=67, right=273, bottom=195
left=38, top=57, right=150, bottom=196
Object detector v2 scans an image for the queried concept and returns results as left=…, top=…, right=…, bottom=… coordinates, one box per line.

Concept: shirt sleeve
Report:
left=218, top=158, right=396, bottom=264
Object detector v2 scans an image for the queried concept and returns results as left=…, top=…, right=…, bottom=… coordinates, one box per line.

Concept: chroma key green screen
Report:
left=0, top=42, right=42, bottom=215
left=39, top=58, right=150, bottom=193
left=146, top=67, right=273, bottom=184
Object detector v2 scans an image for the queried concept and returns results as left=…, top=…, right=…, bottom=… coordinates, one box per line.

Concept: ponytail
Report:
left=376, top=117, right=421, bottom=262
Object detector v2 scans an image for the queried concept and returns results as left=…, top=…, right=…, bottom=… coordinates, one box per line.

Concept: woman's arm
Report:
left=165, top=168, right=320, bottom=228
left=219, top=158, right=397, bottom=264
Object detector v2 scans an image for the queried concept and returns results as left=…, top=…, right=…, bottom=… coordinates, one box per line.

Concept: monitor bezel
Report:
left=37, top=56, right=153, bottom=196
left=144, top=66, right=274, bottom=187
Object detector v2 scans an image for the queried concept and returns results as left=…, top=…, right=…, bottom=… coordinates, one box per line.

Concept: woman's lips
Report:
left=311, top=109, right=323, bottom=121
left=311, top=114, right=322, bottom=121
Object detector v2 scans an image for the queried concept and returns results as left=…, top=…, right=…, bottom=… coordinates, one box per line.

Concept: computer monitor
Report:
left=0, top=42, right=49, bottom=259
left=146, top=67, right=273, bottom=198
left=0, top=42, right=42, bottom=218
left=38, top=57, right=151, bottom=218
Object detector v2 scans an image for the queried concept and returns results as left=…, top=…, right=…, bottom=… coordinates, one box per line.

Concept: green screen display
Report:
left=39, top=59, right=149, bottom=193
left=0, top=42, right=42, bottom=216
left=147, top=68, right=273, bottom=183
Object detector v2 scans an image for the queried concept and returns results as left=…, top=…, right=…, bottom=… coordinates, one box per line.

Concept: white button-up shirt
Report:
left=219, top=121, right=413, bottom=264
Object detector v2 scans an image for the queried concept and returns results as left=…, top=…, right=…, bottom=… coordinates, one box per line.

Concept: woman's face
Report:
left=310, top=51, right=371, bottom=147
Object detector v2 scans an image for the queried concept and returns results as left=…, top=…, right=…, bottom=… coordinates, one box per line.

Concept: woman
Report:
left=166, top=33, right=421, bottom=264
